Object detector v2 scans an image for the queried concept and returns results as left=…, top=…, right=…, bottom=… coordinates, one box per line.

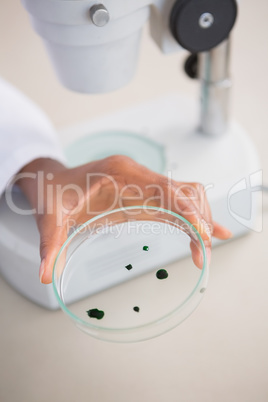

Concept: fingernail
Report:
left=39, top=259, right=45, bottom=283
left=206, top=248, right=211, bottom=265
left=225, top=229, right=233, bottom=238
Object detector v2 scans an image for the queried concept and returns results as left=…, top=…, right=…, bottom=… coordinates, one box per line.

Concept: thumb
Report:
left=39, top=221, right=68, bottom=284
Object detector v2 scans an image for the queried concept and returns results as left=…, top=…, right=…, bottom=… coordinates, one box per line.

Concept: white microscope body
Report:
left=0, top=0, right=261, bottom=308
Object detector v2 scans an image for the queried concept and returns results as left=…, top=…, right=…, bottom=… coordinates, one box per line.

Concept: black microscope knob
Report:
left=184, top=53, right=198, bottom=79
left=170, top=0, right=238, bottom=53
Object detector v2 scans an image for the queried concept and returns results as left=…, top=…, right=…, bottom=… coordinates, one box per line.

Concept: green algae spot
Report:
left=156, top=269, right=168, bottom=280
left=86, top=308, right=104, bottom=320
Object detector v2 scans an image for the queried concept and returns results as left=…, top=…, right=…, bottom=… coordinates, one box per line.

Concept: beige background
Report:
left=0, top=1, right=268, bottom=402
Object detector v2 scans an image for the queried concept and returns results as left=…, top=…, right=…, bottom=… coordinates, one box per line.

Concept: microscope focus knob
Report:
left=170, top=0, right=237, bottom=52
left=90, top=4, right=110, bottom=27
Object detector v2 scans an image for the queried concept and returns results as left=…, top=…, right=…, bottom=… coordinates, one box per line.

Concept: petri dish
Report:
left=53, top=207, right=209, bottom=343
left=65, top=130, right=166, bottom=174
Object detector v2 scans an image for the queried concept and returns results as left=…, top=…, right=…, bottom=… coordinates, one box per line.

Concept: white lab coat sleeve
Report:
left=0, top=78, right=66, bottom=195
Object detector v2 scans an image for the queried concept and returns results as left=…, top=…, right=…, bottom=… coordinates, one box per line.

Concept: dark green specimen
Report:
left=125, top=264, right=133, bottom=270
left=143, top=245, right=149, bottom=251
left=133, top=306, right=140, bottom=312
left=86, top=308, right=104, bottom=320
left=156, top=269, right=168, bottom=280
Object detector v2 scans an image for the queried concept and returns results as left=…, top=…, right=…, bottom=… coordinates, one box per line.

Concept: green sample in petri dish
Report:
left=125, top=264, right=133, bottom=270
left=156, top=269, right=168, bottom=280
left=143, top=246, right=149, bottom=251
left=86, top=308, right=105, bottom=320
left=133, top=306, right=140, bottom=312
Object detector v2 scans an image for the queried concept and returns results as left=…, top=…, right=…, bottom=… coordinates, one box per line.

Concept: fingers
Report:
left=169, top=182, right=232, bottom=269
left=169, top=186, right=211, bottom=268
left=170, top=184, right=212, bottom=243
left=190, top=239, right=211, bottom=269
left=190, top=240, right=203, bottom=269
left=38, top=220, right=68, bottom=284
left=212, top=221, right=233, bottom=239
left=189, top=220, right=232, bottom=269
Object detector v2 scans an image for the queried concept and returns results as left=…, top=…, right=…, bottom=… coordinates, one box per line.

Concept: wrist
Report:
left=19, top=158, right=66, bottom=175
left=18, top=158, right=66, bottom=208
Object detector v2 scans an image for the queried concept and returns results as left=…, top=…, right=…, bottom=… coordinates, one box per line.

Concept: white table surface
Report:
left=0, top=1, right=268, bottom=401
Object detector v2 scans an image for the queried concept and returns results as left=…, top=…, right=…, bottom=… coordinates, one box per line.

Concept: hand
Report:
left=18, top=155, right=232, bottom=284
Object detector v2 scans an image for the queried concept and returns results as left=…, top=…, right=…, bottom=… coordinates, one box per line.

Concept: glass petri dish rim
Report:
left=52, top=206, right=208, bottom=335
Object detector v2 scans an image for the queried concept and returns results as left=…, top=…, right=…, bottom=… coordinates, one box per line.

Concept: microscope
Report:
left=0, top=0, right=261, bottom=309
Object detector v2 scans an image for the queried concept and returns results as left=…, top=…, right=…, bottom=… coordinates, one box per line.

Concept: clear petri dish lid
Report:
left=53, top=206, right=209, bottom=343
left=65, top=130, right=166, bottom=174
